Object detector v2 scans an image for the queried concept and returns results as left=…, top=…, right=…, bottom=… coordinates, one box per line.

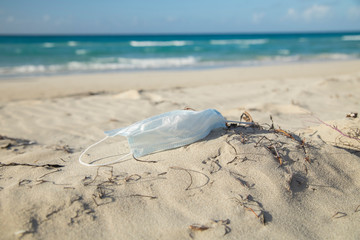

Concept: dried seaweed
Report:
left=188, top=224, right=210, bottom=231
left=0, top=162, right=64, bottom=169
left=229, top=171, right=251, bottom=188
left=37, top=169, right=62, bottom=179
left=212, top=219, right=231, bottom=235
left=170, top=166, right=210, bottom=190
left=266, top=145, right=283, bottom=165
left=92, top=185, right=115, bottom=206
left=240, top=111, right=254, bottom=123
left=232, top=194, right=268, bottom=225
left=0, top=135, right=36, bottom=150
left=315, top=116, right=360, bottom=142
left=54, top=145, right=74, bottom=153
left=188, top=219, right=231, bottom=238
left=346, top=112, right=358, bottom=118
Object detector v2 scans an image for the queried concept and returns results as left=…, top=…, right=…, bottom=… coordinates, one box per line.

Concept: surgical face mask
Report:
left=79, top=109, right=249, bottom=167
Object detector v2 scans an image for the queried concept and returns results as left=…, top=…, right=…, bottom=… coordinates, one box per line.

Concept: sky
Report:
left=0, top=0, right=360, bottom=34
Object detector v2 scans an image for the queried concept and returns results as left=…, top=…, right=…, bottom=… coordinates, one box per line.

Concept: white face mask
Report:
left=79, top=109, right=249, bottom=167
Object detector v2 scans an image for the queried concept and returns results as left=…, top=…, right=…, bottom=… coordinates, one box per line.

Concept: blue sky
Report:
left=0, top=0, right=360, bottom=34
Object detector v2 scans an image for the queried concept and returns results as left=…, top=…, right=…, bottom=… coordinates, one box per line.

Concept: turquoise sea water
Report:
left=0, top=32, right=360, bottom=77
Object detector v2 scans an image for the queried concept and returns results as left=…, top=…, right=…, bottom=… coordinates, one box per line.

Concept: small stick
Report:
left=92, top=196, right=100, bottom=206
left=37, top=169, right=62, bottom=179
left=0, top=162, right=64, bottom=169
left=83, top=166, right=112, bottom=186
left=129, top=194, right=157, bottom=199
left=274, top=128, right=295, bottom=140
left=18, top=179, right=31, bottom=186
left=189, top=225, right=209, bottom=231
left=355, top=205, right=360, bottom=213
left=227, top=157, right=238, bottom=165
left=124, top=174, right=141, bottom=182
left=303, top=164, right=308, bottom=175
left=229, top=171, right=249, bottom=188
left=245, top=207, right=259, bottom=218
left=35, top=179, right=52, bottom=185
left=331, top=212, right=347, bottom=219
left=255, top=136, right=267, bottom=147
left=315, top=117, right=360, bottom=141
left=273, top=145, right=283, bottom=165
left=266, top=145, right=282, bottom=165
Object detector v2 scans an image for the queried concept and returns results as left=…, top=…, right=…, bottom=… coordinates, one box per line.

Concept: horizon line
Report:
left=1, top=30, right=360, bottom=37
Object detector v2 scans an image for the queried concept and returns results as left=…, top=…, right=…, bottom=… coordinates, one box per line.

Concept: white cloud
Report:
left=286, top=8, right=298, bottom=19
left=252, top=12, right=264, bottom=24
left=349, top=6, right=360, bottom=19
left=303, top=4, right=330, bottom=21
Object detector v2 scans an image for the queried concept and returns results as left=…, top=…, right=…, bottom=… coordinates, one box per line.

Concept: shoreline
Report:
left=0, top=60, right=359, bottom=102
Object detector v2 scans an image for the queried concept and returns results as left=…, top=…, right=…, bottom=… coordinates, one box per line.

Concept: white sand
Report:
left=0, top=61, right=359, bottom=239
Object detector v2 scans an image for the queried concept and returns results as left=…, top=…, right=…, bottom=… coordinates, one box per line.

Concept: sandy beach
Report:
left=0, top=61, right=360, bottom=239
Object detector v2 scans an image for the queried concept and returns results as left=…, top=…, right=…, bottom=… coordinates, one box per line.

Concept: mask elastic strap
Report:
left=79, top=135, right=132, bottom=167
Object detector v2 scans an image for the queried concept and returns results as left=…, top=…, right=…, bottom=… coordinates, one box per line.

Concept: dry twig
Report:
left=355, top=205, right=360, bottom=213
left=129, top=194, right=157, bottom=199
left=331, top=212, right=347, bottom=219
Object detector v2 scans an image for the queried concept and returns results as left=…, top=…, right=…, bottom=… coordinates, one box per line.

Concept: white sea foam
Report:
left=278, top=49, right=290, bottom=55
left=116, top=56, right=197, bottom=69
left=341, top=35, right=360, bottom=41
left=312, top=53, right=354, bottom=61
left=43, top=42, right=55, bottom=48
left=1, top=53, right=357, bottom=77
left=0, top=56, right=198, bottom=75
left=68, top=41, right=78, bottom=47
left=273, top=55, right=301, bottom=62
left=0, top=65, right=48, bottom=74
left=130, top=41, right=191, bottom=47
left=256, top=55, right=300, bottom=64
left=75, top=49, right=87, bottom=55
left=67, top=57, right=197, bottom=70
left=210, top=39, right=268, bottom=45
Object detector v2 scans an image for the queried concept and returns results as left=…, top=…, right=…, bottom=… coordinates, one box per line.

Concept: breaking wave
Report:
left=341, top=35, right=360, bottom=41
left=0, top=56, right=198, bottom=76
left=210, top=39, right=268, bottom=45
left=130, top=40, right=192, bottom=47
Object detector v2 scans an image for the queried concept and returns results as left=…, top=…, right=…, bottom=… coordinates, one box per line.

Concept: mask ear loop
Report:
left=79, top=136, right=132, bottom=167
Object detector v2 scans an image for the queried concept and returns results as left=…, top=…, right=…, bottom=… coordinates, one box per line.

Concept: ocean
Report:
left=0, top=32, right=360, bottom=77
